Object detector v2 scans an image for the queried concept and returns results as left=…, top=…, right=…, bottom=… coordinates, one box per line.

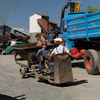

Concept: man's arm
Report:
left=50, top=53, right=53, bottom=57
left=49, top=48, right=56, bottom=61
left=50, top=48, right=56, bottom=56
left=68, top=52, right=72, bottom=56
left=64, top=47, right=72, bottom=56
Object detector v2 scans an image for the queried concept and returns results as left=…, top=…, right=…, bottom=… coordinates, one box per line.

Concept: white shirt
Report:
left=51, top=45, right=70, bottom=54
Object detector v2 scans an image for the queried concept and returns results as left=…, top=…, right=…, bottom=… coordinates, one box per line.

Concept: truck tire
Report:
left=84, top=49, right=99, bottom=75
left=97, top=51, right=100, bottom=73
left=19, top=66, right=25, bottom=78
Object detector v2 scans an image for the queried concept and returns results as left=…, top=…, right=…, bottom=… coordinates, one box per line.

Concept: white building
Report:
left=29, top=13, right=49, bottom=34
left=29, top=13, right=59, bottom=43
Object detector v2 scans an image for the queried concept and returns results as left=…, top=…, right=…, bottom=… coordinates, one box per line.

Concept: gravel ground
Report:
left=0, top=55, right=100, bottom=100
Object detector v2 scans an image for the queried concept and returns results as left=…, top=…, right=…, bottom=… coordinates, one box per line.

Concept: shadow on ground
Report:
left=59, top=79, right=88, bottom=87
left=72, top=61, right=85, bottom=69
left=38, top=79, right=88, bottom=87
left=0, top=94, right=26, bottom=100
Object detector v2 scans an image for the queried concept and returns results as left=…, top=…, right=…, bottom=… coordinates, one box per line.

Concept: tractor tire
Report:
left=25, top=67, right=29, bottom=73
left=84, top=49, right=99, bottom=75
left=19, top=67, right=25, bottom=78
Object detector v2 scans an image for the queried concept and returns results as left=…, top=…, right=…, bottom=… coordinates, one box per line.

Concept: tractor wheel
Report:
left=19, top=67, right=25, bottom=78
left=24, top=67, right=29, bottom=73
left=84, top=49, right=99, bottom=75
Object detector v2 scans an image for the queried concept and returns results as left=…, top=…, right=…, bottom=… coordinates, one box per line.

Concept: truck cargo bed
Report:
left=63, top=11, right=100, bottom=41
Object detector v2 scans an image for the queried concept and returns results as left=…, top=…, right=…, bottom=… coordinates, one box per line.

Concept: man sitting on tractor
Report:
left=37, top=41, right=50, bottom=74
left=49, top=39, right=72, bottom=78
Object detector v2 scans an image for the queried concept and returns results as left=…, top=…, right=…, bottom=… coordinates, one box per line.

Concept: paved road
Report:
left=0, top=55, right=100, bottom=100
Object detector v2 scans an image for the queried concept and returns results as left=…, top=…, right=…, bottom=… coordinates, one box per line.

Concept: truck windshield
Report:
left=63, top=20, right=67, bottom=32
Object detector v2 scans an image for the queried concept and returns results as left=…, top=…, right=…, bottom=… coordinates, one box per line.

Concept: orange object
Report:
left=72, top=53, right=82, bottom=58
left=71, top=48, right=79, bottom=54
left=80, top=49, right=86, bottom=54
left=39, top=39, right=41, bottom=41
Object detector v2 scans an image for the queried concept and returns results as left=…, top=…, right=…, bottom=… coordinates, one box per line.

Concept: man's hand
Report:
left=68, top=52, right=72, bottom=56
left=37, top=50, right=43, bottom=56
left=39, top=50, right=42, bottom=53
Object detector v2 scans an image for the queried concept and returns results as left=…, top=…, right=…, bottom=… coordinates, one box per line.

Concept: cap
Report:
left=42, top=41, right=47, bottom=45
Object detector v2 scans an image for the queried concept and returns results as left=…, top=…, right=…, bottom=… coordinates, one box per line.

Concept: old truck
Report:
left=61, top=3, right=100, bottom=75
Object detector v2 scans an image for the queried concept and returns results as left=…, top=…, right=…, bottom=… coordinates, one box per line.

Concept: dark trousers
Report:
left=49, top=62, right=54, bottom=73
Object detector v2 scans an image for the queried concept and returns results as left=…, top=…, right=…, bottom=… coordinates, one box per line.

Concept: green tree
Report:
left=93, top=7, right=99, bottom=11
left=85, top=5, right=93, bottom=12
left=82, top=5, right=100, bottom=12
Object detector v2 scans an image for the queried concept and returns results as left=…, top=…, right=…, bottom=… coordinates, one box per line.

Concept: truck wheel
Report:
left=19, top=67, right=25, bottom=78
left=97, top=51, right=100, bottom=73
left=84, top=49, right=99, bottom=75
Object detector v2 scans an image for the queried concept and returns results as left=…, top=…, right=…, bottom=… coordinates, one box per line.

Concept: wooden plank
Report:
left=16, top=61, right=28, bottom=68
